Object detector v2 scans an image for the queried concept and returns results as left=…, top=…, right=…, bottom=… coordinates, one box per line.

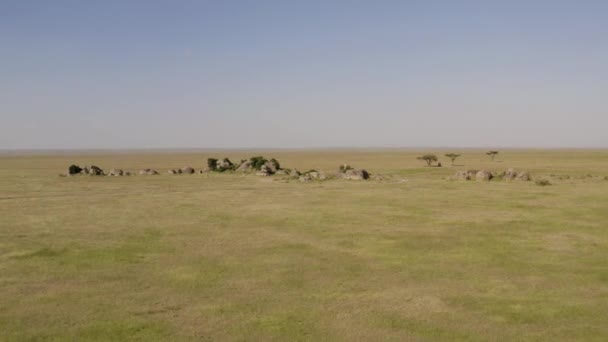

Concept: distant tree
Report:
left=486, top=150, right=499, bottom=161
left=417, top=154, right=438, bottom=167
left=444, top=153, right=461, bottom=166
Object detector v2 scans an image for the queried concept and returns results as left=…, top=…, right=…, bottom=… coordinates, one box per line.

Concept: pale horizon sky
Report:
left=1, top=1, right=607, bottom=149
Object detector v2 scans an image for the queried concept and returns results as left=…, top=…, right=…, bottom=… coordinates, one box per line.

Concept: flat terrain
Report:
left=1, top=149, right=607, bottom=341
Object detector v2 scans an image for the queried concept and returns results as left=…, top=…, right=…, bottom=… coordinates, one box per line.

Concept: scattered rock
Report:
left=181, top=166, right=195, bottom=174
left=453, top=170, right=471, bottom=180
left=88, top=166, right=104, bottom=176
left=299, top=170, right=326, bottom=182
left=108, top=169, right=124, bottom=176
left=475, top=170, right=493, bottom=181
left=504, top=168, right=518, bottom=180
left=516, top=171, right=530, bottom=181
left=342, top=169, right=370, bottom=180
left=139, top=168, right=158, bottom=175
left=256, top=164, right=274, bottom=176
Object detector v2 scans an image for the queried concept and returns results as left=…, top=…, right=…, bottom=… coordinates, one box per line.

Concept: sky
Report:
left=1, top=0, right=607, bottom=149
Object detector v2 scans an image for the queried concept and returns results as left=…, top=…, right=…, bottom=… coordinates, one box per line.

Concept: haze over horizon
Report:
left=2, top=1, right=607, bottom=149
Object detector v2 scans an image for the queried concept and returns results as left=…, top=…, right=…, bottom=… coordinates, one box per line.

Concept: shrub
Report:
left=535, top=179, right=551, bottom=186
left=207, top=158, right=218, bottom=171
left=68, top=164, right=82, bottom=175
left=216, top=158, right=235, bottom=172
left=339, top=164, right=354, bottom=173
left=250, top=156, right=268, bottom=170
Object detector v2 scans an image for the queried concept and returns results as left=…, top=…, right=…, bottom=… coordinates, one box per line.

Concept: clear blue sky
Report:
left=1, top=1, right=607, bottom=149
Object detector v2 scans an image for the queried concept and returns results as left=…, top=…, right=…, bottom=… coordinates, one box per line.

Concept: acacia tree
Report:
left=417, top=154, right=438, bottom=167
left=444, top=153, right=461, bottom=166
left=486, top=150, right=499, bottom=161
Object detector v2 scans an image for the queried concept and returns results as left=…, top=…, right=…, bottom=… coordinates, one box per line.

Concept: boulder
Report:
left=256, top=164, right=273, bottom=176
left=168, top=169, right=178, bottom=175
left=139, top=168, right=158, bottom=175
left=453, top=170, right=470, bottom=180
left=88, top=165, right=104, bottom=176
left=264, top=161, right=278, bottom=173
left=236, top=160, right=252, bottom=172
left=342, top=169, right=370, bottom=180
left=516, top=171, right=530, bottom=181
left=504, top=168, right=518, bottom=180
left=181, top=166, right=195, bottom=174
left=108, top=169, right=124, bottom=176
left=299, top=170, right=326, bottom=182
left=476, top=170, right=493, bottom=181
left=290, top=169, right=301, bottom=177
left=466, top=170, right=479, bottom=179
left=275, top=169, right=288, bottom=175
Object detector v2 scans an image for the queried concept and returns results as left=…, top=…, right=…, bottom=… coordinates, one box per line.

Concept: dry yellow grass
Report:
left=1, top=149, right=607, bottom=340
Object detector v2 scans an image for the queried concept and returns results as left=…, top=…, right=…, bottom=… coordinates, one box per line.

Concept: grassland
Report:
left=1, top=149, right=607, bottom=341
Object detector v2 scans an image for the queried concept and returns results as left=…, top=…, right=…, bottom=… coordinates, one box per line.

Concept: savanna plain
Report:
left=1, top=149, right=607, bottom=341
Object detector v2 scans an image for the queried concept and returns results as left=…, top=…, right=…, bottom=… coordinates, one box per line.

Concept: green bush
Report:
left=250, top=156, right=268, bottom=170
left=207, top=158, right=218, bottom=171
left=217, top=158, right=235, bottom=172
left=339, top=164, right=353, bottom=172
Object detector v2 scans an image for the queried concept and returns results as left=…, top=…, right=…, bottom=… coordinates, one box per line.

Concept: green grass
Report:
left=1, top=149, right=608, bottom=341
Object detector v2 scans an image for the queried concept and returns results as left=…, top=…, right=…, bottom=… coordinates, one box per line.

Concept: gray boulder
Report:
left=476, top=170, right=493, bottom=181
left=236, top=161, right=252, bottom=172
left=342, top=169, right=370, bottom=180
left=516, top=171, right=530, bottom=181
left=256, top=164, right=273, bottom=176
left=139, top=168, right=158, bottom=175
left=108, top=169, right=124, bottom=176
left=504, top=168, right=517, bottom=180
left=453, top=170, right=470, bottom=180
left=88, top=165, right=104, bottom=176
left=181, top=166, right=195, bottom=174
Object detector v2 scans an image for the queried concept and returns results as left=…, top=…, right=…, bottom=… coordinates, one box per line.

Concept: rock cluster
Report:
left=67, top=164, right=105, bottom=176
left=108, top=169, right=132, bottom=176
left=453, top=169, right=531, bottom=181
left=139, top=168, right=159, bottom=175
left=337, top=164, right=370, bottom=180
left=503, top=168, right=530, bottom=181
left=298, top=170, right=326, bottom=182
